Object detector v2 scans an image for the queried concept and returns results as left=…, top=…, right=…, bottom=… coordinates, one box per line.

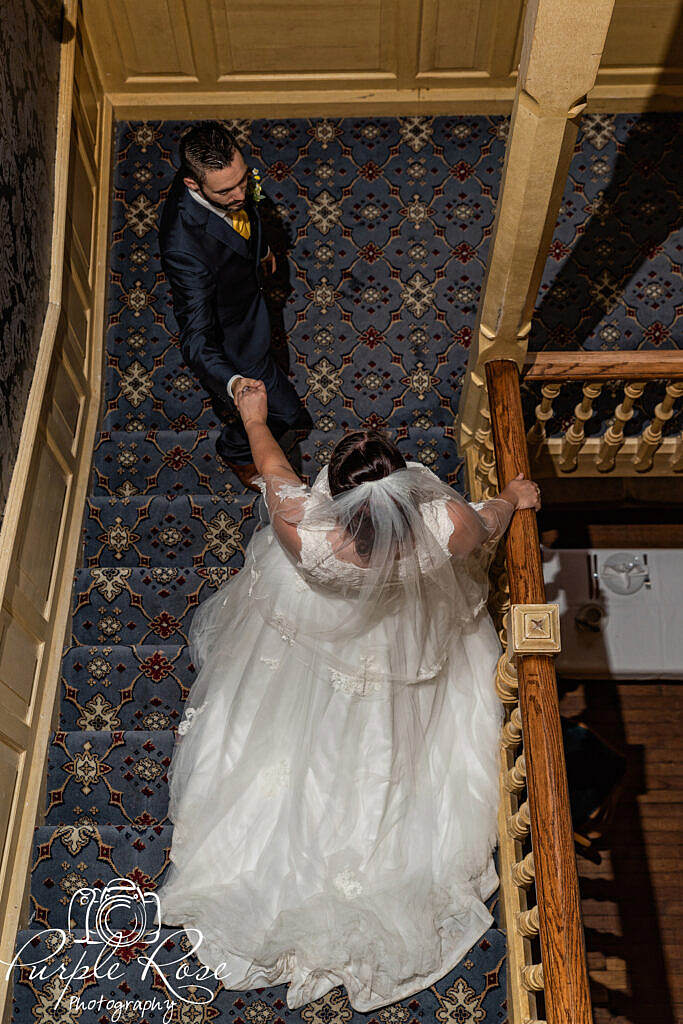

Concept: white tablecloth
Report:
left=541, top=547, right=683, bottom=679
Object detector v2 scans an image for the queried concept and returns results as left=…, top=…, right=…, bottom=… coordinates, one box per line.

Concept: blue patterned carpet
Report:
left=10, top=113, right=681, bottom=1024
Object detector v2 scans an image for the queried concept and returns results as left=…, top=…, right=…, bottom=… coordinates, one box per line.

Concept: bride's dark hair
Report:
left=328, top=429, right=406, bottom=493
left=328, top=430, right=407, bottom=560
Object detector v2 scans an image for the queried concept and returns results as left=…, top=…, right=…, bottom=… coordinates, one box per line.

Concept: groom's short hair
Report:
left=179, top=121, right=240, bottom=183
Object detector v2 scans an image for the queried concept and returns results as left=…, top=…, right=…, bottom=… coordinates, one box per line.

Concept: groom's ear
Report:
left=183, top=176, right=200, bottom=191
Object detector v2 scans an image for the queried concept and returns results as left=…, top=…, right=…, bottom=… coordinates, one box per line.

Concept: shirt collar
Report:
left=187, top=186, right=232, bottom=221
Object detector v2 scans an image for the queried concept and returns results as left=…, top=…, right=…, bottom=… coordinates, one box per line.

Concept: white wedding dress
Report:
left=156, top=462, right=513, bottom=1011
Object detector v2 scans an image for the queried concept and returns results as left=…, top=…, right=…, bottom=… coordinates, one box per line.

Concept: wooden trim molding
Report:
left=107, top=86, right=683, bottom=121
left=0, top=4, right=112, bottom=1018
left=523, top=350, right=683, bottom=382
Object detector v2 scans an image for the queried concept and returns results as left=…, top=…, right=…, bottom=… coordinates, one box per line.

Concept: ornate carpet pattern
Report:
left=11, top=112, right=681, bottom=1023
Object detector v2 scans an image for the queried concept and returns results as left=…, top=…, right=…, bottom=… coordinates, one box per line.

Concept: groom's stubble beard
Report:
left=197, top=181, right=246, bottom=214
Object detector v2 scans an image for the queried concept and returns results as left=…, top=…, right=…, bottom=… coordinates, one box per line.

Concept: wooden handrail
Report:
left=523, top=350, right=683, bottom=382
left=486, top=359, right=593, bottom=1024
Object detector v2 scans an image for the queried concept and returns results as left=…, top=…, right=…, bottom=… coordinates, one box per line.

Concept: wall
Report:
left=0, top=2, right=113, bottom=1012
left=81, top=0, right=683, bottom=117
left=0, top=0, right=61, bottom=518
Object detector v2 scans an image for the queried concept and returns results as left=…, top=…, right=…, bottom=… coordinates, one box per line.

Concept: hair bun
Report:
left=328, top=431, right=407, bottom=561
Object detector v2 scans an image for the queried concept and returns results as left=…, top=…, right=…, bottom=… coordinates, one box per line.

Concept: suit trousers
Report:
left=208, top=355, right=309, bottom=465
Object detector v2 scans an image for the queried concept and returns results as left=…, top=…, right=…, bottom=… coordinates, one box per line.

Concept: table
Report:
left=541, top=547, right=683, bottom=679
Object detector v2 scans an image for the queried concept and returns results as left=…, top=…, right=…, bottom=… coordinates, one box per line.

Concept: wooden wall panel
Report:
left=82, top=0, right=682, bottom=113
left=74, top=35, right=99, bottom=150
left=106, top=0, right=199, bottom=84
left=211, top=0, right=392, bottom=78
left=16, top=445, right=69, bottom=613
left=0, top=614, right=41, bottom=714
left=601, top=0, right=681, bottom=68
left=417, top=0, right=521, bottom=77
left=0, top=745, right=21, bottom=879
left=51, top=360, right=85, bottom=454
left=67, top=133, right=96, bottom=276
left=61, top=272, right=89, bottom=366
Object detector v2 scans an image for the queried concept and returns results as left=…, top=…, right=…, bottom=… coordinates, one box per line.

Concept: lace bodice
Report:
left=245, top=460, right=513, bottom=689
left=255, top=461, right=512, bottom=592
left=293, top=463, right=456, bottom=588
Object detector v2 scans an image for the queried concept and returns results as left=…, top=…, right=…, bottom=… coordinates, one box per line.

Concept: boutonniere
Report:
left=250, top=168, right=264, bottom=203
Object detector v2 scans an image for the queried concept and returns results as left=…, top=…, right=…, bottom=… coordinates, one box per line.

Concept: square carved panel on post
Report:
left=508, top=603, right=561, bottom=655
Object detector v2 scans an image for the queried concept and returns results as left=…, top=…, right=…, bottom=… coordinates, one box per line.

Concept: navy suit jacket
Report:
left=158, top=170, right=271, bottom=396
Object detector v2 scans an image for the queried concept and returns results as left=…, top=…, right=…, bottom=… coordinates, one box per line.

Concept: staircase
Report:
left=10, top=118, right=510, bottom=1021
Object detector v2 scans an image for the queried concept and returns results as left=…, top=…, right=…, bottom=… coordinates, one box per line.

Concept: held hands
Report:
left=500, top=472, right=541, bottom=511
left=233, top=377, right=268, bottom=427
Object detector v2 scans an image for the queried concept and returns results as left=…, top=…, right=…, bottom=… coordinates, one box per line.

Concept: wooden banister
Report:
left=523, top=350, right=683, bottom=382
left=485, top=359, right=593, bottom=1024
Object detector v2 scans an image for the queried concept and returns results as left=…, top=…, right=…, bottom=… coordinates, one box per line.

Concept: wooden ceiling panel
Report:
left=601, top=0, right=682, bottom=69
left=211, top=0, right=391, bottom=78
left=81, top=0, right=682, bottom=113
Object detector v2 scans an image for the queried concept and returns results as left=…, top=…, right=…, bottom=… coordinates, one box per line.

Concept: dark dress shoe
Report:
left=224, top=460, right=262, bottom=493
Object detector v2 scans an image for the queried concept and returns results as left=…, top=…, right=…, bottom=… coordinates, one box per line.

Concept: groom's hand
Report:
left=234, top=378, right=268, bottom=427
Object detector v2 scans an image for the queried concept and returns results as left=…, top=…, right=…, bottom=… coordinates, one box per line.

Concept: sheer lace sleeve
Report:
left=442, top=496, right=514, bottom=558
left=471, top=497, right=515, bottom=543
left=255, top=474, right=312, bottom=560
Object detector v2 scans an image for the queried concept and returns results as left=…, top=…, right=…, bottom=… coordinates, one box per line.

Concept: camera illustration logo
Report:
left=68, top=879, right=161, bottom=949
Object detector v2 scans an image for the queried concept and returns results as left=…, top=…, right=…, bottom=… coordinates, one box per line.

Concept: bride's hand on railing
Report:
left=234, top=377, right=268, bottom=427
left=500, top=472, right=541, bottom=511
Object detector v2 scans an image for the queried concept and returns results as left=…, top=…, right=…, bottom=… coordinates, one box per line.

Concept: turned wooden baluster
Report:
left=489, top=546, right=510, bottom=645
left=523, top=963, right=546, bottom=991
left=496, top=652, right=519, bottom=704
left=560, top=381, right=602, bottom=471
left=596, top=381, right=645, bottom=472
left=475, top=406, right=499, bottom=498
left=518, top=904, right=540, bottom=937
left=502, top=706, right=523, bottom=749
left=633, top=381, right=683, bottom=472
left=509, top=800, right=532, bottom=840
left=527, top=382, right=562, bottom=455
left=506, top=753, right=527, bottom=793
left=512, top=851, right=536, bottom=888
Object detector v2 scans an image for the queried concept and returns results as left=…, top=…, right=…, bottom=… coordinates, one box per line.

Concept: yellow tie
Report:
left=230, top=209, right=251, bottom=240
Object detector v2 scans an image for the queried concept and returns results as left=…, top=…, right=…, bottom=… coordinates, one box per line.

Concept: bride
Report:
left=156, top=376, right=541, bottom=1011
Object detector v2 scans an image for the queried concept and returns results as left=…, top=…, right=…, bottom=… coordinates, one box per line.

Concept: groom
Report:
left=158, top=121, right=308, bottom=491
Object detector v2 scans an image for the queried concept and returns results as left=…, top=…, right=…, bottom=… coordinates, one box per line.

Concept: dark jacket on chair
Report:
left=158, top=170, right=271, bottom=398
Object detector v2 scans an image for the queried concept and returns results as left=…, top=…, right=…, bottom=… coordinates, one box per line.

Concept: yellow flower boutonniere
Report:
left=250, top=168, right=264, bottom=203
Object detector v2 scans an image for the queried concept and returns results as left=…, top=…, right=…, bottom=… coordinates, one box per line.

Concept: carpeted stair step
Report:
left=91, top=428, right=241, bottom=497
left=28, top=822, right=504, bottom=932
left=29, top=824, right=172, bottom=929
left=46, top=730, right=174, bottom=827
left=90, top=427, right=464, bottom=497
left=59, top=644, right=194, bottom=732
left=11, top=924, right=507, bottom=1022
left=81, top=493, right=259, bottom=568
left=10, top=926, right=243, bottom=1020
left=69, top=567, right=230, bottom=646
left=100, top=346, right=461, bottom=435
